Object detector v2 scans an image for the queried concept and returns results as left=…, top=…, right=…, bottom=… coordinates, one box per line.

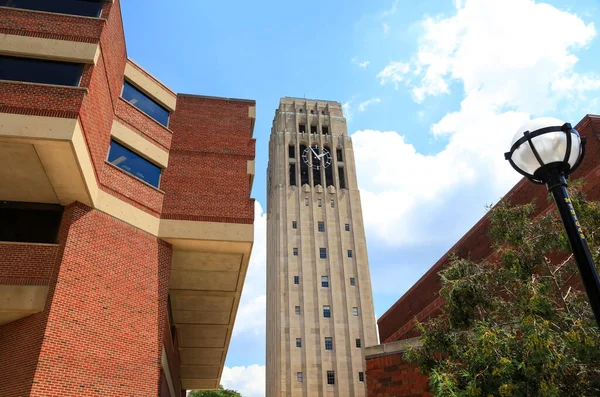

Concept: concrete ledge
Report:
left=110, top=120, right=169, bottom=168
left=0, top=284, right=49, bottom=325
left=124, top=62, right=177, bottom=111
left=0, top=33, right=100, bottom=64
left=364, top=337, right=422, bottom=359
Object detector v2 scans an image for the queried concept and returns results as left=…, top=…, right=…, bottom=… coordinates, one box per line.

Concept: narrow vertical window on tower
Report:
left=313, top=164, right=321, bottom=186
left=322, top=126, right=329, bottom=135
left=289, top=145, right=296, bottom=158
left=336, top=148, right=343, bottom=162
left=289, top=164, right=296, bottom=186
left=310, top=125, right=317, bottom=134
left=338, top=166, right=346, bottom=189
left=300, top=145, right=309, bottom=185
left=325, top=160, right=334, bottom=187
left=299, top=124, right=306, bottom=133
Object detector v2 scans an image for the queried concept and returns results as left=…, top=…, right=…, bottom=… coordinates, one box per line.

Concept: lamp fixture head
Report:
left=504, top=117, right=586, bottom=184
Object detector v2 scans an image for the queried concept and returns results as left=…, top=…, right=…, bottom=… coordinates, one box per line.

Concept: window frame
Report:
left=352, top=307, right=359, bottom=316
left=327, top=371, right=335, bottom=385
left=0, top=55, right=84, bottom=87
left=350, top=277, right=356, bottom=286
left=293, top=276, right=299, bottom=285
left=345, top=223, right=350, bottom=231
left=295, top=306, right=301, bottom=315
left=107, top=139, right=162, bottom=188
left=292, top=220, right=297, bottom=229
left=317, top=199, right=322, bottom=207
left=321, top=276, right=329, bottom=288
left=297, top=372, right=303, bottom=383
left=331, top=199, right=335, bottom=208
left=319, top=248, right=327, bottom=259
left=121, top=80, right=170, bottom=127
left=356, top=338, right=361, bottom=348
left=359, top=372, right=365, bottom=382
left=293, top=247, right=298, bottom=256
left=0, top=0, right=104, bottom=18
left=324, top=337, right=333, bottom=351
left=323, top=305, right=331, bottom=318
left=347, top=250, right=353, bottom=258
left=318, top=221, right=325, bottom=232
left=296, top=338, right=302, bottom=348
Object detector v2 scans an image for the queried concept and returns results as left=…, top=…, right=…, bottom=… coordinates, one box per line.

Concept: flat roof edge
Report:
left=177, top=93, right=256, bottom=104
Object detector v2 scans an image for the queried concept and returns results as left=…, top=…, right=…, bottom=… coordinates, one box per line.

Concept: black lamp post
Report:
left=504, top=117, right=600, bottom=327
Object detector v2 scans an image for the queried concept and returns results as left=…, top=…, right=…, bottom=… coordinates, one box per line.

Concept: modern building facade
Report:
left=364, top=114, right=600, bottom=396
left=0, top=1, right=256, bottom=396
left=266, top=98, right=378, bottom=396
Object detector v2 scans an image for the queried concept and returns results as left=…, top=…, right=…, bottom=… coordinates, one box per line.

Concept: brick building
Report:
left=365, top=114, right=600, bottom=397
left=0, top=1, right=256, bottom=396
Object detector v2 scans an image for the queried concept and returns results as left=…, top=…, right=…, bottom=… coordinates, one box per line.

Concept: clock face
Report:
left=302, top=145, right=332, bottom=170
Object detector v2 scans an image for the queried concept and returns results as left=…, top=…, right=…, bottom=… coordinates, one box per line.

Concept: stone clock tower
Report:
left=266, top=98, right=378, bottom=396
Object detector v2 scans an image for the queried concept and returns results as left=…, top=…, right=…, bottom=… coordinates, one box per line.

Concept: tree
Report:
left=405, top=184, right=600, bottom=397
left=187, top=385, right=241, bottom=397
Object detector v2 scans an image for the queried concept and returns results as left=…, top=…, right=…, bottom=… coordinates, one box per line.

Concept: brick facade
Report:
left=162, top=95, right=255, bottom=224
left=366, top=352, right=430, bottom=397
left=0, top=0, right=255, bottom=395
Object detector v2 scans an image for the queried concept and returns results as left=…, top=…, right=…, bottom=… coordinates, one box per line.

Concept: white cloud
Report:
left=221, top=365, right=265, bottom=397
left=359, top=60, right=370, bottom=69
left=232, top=202, right=266, bottom=336
left=382, top=22, right=390, bottom=35
left=358, top=0, right=600, bottom=247
left=376, top=61, right=410, bottom=89
left=342, top=101, right=352, bottom=122
left=380, top=0, right=400, bottom=18
left=358, top=98, right=381, bottom=112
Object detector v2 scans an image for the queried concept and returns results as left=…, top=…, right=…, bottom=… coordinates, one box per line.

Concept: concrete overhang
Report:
left=159, top=220, right=254, bottom=391
left=0, top=284, right=49, bottom=325
left=0, top=112, right=97, bottom=206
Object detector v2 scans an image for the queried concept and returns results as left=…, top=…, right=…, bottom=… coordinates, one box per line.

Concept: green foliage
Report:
left=405, top=184, right=600, bottom=397
left=187, top=385, right=242, bottom=397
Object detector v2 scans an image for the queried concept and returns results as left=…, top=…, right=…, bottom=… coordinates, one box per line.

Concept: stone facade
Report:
left=266, top=98, right=378, bottom=396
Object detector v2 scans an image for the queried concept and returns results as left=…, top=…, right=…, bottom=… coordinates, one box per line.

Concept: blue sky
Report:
left=122, top=0, right=600, bottom=395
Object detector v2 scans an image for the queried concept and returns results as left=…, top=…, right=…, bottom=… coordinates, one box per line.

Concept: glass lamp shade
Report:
left=508, top=117, right=581, bottom=180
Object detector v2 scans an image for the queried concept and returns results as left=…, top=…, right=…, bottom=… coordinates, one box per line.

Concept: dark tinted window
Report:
left=355, top=338, right=361, bottom=348
left=338, top=167, right=346, bottom=189
left=0, top=55, right=83, bottom=86
left=0, top=202, right=63, bottom=244
left=122, top=81, right=170, bottom=127
left=107, top=141, right=161, bottom=188
left=323, top=306, right=331, bottom=318
left=319, top=248, right=327, bottom=259
left=327, top=371, right=335, bottom=385
left=322, top=126, right=329, bottom=135
left=289, top=145, right=296, bottom=158
left=318, top=221, right=325, bottom=232
left=293, top=276, right=299, bottom=285
left=289, top=164, right=296, bottom=186
left=1, top=0, right=103, bottom=17
left=325, top=337, right=333, bottom=350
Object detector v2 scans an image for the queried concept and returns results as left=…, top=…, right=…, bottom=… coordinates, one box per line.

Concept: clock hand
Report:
left=309, top=146, right=319, bottom=157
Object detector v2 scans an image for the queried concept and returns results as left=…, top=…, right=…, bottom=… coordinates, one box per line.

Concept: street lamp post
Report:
left=504, top=117, right=600, bottom=327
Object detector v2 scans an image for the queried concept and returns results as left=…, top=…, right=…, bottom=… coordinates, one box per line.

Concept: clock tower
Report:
left=266, top=98, right=378, bottom=396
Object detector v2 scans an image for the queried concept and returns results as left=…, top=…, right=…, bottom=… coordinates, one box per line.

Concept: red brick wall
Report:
left=115, top=99, right=173, bottom=150
left=100, top=165, right=165, bottom=216
left=0, top=204, right=74, bottom=397
left=162, top=95, right=255, bottom=224
left=366, top=352, right=431, bottom=397
left=16, top=203, right=173, bottom=396
left=0, top=82, right=86, bottom=119
left=0, top=243, right=58, bottom=285
left=378, top=115, right=600, bottom=343
left=0, top=7, right=104, bottom=43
